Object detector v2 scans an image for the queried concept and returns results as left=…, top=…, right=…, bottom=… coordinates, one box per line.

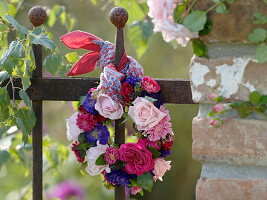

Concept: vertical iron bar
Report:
left=32, top=44, right=43, bottom=200
left=109, top=7, right=128, bottom=200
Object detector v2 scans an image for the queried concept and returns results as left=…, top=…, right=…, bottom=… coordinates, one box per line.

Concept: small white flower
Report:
left=85, top=143, right=110, bottom=176
left=66, top=112, right=83, bottom=141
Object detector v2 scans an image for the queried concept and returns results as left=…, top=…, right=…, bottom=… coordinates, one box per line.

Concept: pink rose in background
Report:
left=147, top=0, right=198, bottom=46
left=119, top=143, right=154, bottom=176
left=153, top=158, right=171, bottom=181
left=141, top=76, right=161, bottom=93
left=212, top=103, right=225, bottom=113
left=146, top=106, right=172, bottom=141
left=137, top=138, right=160, bottom=150
left=208, top=93, right=218, bottom=101
left=209, top=119, right=222, bottom=127
left=128, top=97, right=166, bottom=131
left=95, top=94, right=124, bottom=120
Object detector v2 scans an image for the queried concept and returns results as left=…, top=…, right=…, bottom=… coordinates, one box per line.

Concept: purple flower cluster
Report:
left=125, top=76, right=141, bottom=87
left=83, top=93, right=97, bottom=114
left=159, top=150, right=172, bottom=157
left=85, top=122, right=110, bottom=145
left=105, top=170, right=137, bottom=187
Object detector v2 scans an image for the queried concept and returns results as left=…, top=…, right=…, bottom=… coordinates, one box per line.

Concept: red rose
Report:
left=161, top=140, right=173, bottom=151
left=120, top=82, right=133, bottom=103
left=119, top=143, right=154, bottom=176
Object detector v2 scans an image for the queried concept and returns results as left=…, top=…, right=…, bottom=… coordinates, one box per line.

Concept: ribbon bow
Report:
left=61, top=30, right=144, bottom=102
left=60, top=30, right=128, bottom=76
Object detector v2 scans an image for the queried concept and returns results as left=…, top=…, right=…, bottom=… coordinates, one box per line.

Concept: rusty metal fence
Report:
left=6, top=6, right=195, bottom=200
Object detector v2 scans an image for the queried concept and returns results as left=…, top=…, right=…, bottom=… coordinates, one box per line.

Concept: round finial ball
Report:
left=28, top=6, right=47, bottom=27
left=109, top=7, right=128, bottom=28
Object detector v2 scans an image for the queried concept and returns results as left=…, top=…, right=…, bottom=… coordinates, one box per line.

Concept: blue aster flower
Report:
left=140, top=91, right=164, bottom=108
left=105, top=170, right=137, bottom=187
left=159, top=150, right=172, bottom=157
left=125, top=76, right=141, bottom=87
left=82, top=93, right=97, bottom=114
left=85, top=123, right=110, bottom=145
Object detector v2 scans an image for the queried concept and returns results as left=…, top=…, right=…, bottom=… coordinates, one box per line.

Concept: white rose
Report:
left=66, top=112, right=83, bottom=141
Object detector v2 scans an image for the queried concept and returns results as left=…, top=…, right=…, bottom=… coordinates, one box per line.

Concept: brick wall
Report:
left=191, top=1, right=267, bottom=199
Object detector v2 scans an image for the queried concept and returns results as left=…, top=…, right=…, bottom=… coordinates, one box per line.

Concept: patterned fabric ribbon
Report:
left=61, top=30, right=144, bottom=102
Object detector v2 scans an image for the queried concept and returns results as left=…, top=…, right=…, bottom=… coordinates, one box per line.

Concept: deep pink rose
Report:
left=128, top=97, right=166, bottom=131
left=137, top=138, right=160, bottom=150
left=141, top=76, right=161, bottom=93
left=119, top=143, right=154, bottom=176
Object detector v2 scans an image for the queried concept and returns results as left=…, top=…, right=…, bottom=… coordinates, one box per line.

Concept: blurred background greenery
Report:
left=0, top=0, right=200, bottom=199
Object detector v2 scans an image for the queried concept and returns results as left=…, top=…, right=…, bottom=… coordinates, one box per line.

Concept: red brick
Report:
left=196, top=178, right=267, bottom=200
left=192, top=117, right=267, bottom=166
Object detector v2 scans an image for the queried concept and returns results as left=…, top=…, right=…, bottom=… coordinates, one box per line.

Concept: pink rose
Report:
left=119, top=143, right=154, bottom=176
left=153, top=158, right=171, bottom=181
left=128, top=97, right=166, bottom=131
left=141, top=76, right=161, bottom=93
left=95, top=94, right=124, bottom=120
left=212, top=103, right=225, bottom=113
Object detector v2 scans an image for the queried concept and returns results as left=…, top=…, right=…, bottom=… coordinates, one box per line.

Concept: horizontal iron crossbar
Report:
left=5, top=77, right=195, bottom=104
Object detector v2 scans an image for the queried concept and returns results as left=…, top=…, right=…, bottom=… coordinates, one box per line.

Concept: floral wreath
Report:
left=61, top=30, right=174, bottom=195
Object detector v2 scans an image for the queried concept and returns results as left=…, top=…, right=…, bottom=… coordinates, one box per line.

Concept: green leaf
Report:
left=249, top=91, right=261, bottom=105
left=30, top=34, right=55, bottom=50
left=252, top=13, right=267, bottom=25
left=192, top=39, right=207, bottom=57
left=128, top=20, right=153, bottom=58
left=16, top=108, right=36, bottom=143
left=0, top=150, right=10, bottom=169
left=4, top=15, right=28, bottom=35
left=207, top=110, right=217, bottom=117
left=0, top=0, right=9, bottom=16
left=262, top=0, right=267, bottom=4
left=183, top=11, right=207, bottom=32
left=260, top=95, right=267, bottom=104
left=215, top=3, right=229, bottom=14
left=173, top=3, right=187, bottom=23
left=256, top=104, right=267, bottom=113
left=78, top=133, right=86, bottom=143
left=78, top=95, right=86, bottom=106
left=114, top=0, right=147, bottom=24
left=95, top=153, right=106, bottom=165
left=137, top=172, right=154, bottom=192
left=248, top=28, right=267, bottom=43
left=109, top=160, right=126, bottom=170
left=43, top=53, right=62, bottom=75
left=255, top=43, right=267, bottom=63
left=21, top=77, right=31, bottom=90
left=199, top=20, right=212, bottom=36
left=0, top=71, right=9, bottom=84
left=212, top=0, right=222, bottom=2
left=80, top=162, right=87, bottom=176
left=19, top=90, right=31, bottom=108
left=226, top=0, right=234, bottom=3
left=0, top=41, right=23, bottom=72
left=65, top=52, right=79, bottom=63
left=146, top=146, right=161, bottom=158
left=0, top=87, right=10, bottom=105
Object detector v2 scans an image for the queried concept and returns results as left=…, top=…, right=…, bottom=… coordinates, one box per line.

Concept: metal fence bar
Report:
left=5, top=78, right=194, bottom=104
left=110, top=7, right=128, bottom=200
left=32, top=44, right=43, bottom=200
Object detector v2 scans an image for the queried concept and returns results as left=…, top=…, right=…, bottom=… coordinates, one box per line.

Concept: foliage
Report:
left=207, top=91, right=267, bottom=127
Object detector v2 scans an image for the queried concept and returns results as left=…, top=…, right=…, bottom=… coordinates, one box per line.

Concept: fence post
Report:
left=109, top=7, right=128, bottom=200
left=190, top=1, right=267, bottom=199
left=28, top=6, right=47, bottom=200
